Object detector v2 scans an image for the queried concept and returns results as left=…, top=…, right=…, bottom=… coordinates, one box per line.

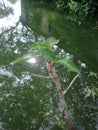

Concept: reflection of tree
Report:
left=66, top=71, right=98, bottom=130
left=0, top=19, right=38, bottom=65
left=0, top=17, right=59, bottom=129
left=0, top=20, right=19, bottom=35
left=0, top=72, right=58, bottom=130
left=0, top=20, right=35, bottom=46
left=0, top=0, right=13, bottom=18
left=7, top=0, right=17, bottom=4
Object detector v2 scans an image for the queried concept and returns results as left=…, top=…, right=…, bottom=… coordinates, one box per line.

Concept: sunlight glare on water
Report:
left=27, top=58, right=36, bottom=64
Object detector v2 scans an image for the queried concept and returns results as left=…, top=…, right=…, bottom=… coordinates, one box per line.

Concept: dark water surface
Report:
left=0, top=0, right=98, bottom=130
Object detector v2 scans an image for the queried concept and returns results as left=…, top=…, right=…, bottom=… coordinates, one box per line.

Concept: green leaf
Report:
left=85, top=88, right=98, bottom=99
left=56, top=58, right=80, bottom=74
left=43, top=110, right=53, bottom=117
left=45, top=37, right=59, bottom=46
left=39, top=47, right=56, bottom=61
left=12, top=55, right=31, bottom=64
left=11, top=51, right=40, bottom=64
left=85, top=92, right=91, bottom=98
left=91, top=91, right=97, bottom=98
left=43, top=112, right=50, bottom=117
left=88, top=72, right=97, bottom=78
left=31, top=42, right=51, bottom=50
left=31, top=37, right=59, bottom=50
left=55, top=115, right=60, bottom=121
left=95, top=88, right=98, bottom=94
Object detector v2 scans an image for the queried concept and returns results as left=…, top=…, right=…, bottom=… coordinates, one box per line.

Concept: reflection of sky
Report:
left=0, top=0, right=21, bottom=28
left=0, top=0, right=37, bottom=64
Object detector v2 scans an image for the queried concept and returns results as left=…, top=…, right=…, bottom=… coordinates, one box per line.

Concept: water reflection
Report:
left=0, top=0, right=13, bottom=18
left=0, top=0, right=98, bottom=130
left=0, top=0, right=20, bottom=27
left=20, top=0, right=98, bottom=71
left=27, top=58, right=36, bottom=64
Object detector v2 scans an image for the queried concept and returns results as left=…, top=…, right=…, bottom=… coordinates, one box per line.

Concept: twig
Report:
left=22, top=72, right=53, bottom=79
left=2, top=0, right=6, bottom=10
left=0, top=20, right=20, bottom=35
left=63, top=74, right=79, bottom=95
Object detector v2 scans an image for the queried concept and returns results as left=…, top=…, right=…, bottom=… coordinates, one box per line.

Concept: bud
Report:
left=46, top=60, right=53, bottom=72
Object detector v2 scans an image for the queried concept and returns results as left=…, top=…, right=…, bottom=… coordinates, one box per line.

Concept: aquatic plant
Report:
left=12, top=37, right=80, bottom=130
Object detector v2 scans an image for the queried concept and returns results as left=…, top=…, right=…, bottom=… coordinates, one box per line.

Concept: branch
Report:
left=0, top=20, right=20, bottom=35
left=2, top=0, right=6, bottom=9
left=63, top=74, right=79, bottom=95
left=22, top=72, right=53, bottom=79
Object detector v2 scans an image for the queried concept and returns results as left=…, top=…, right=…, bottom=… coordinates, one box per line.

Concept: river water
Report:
left=0, top=0, right=98, bottom=130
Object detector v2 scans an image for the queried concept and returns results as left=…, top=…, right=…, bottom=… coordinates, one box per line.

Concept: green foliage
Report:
left=44, top=110, right=66, bottom=130
left=12, top=37, right=80, bottom=73
left=43, top=109, right=53, bottom=117
left=54, top=115, right=66, bottom=130
left=39, top=47, right=56, bottom=60
left=31, top=37, right=59, bottom=50
left=85, top=88, right=98, bottom=99
left=88, top=72, right=97, bottom=78
left=54, top=0, right=97, bottom=19
left=30, top=37, right=59, bottom=61
left=56, top=57, right=80, bottom=74
left=45, top=37, right=60, bottom=46
left=31, top=42, right=51, bottom=50
left=84, top=71, right=98, bottom=99
left=68, top=0, right=79, bottom=14
left=55, top=0, right=66, bottom=10
left=11, top=51, right=40, bottom=64
left=67, top=0, right=91, bottom=18
left=33, top=0, right=98, bottom=19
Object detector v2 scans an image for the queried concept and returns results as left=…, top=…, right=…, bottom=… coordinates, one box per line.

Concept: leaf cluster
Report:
left=85, top=88, right=98, bottom=99
left=12, top=37, right=80, bottom=74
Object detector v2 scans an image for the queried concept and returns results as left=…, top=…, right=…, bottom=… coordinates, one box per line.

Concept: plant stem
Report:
left=51, top=66, right=75, bottom=130
left=63, top=74, right=79, bottom=95
left=22, top=72, right=53, bottom=79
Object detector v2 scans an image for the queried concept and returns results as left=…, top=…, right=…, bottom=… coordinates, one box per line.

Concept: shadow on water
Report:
left=0, top=0, right=98, bottom=130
